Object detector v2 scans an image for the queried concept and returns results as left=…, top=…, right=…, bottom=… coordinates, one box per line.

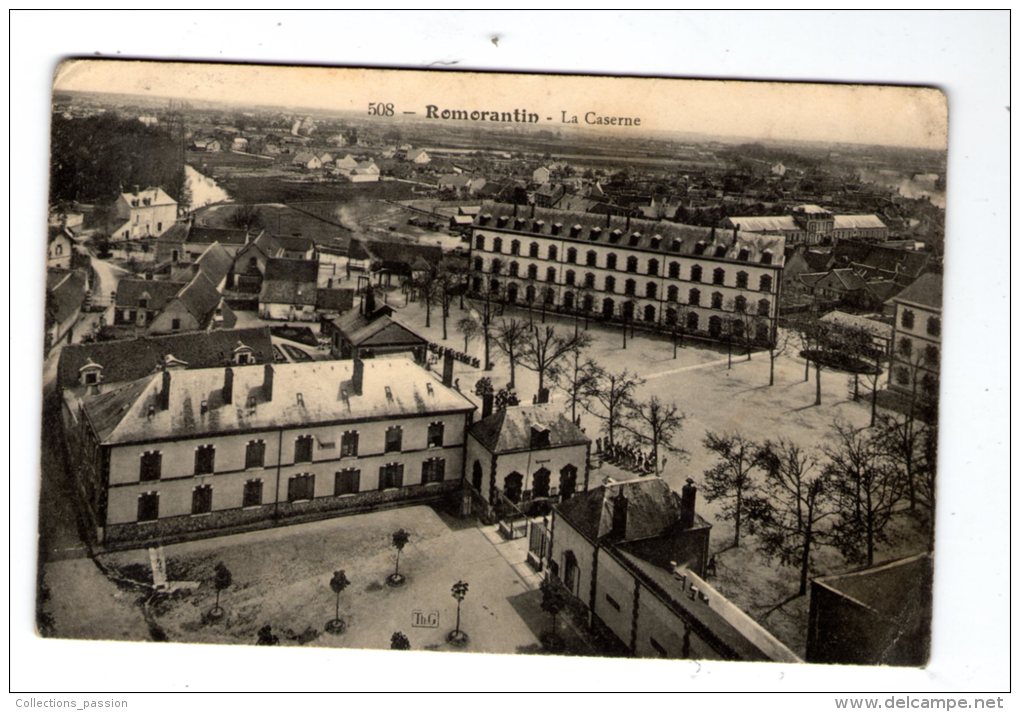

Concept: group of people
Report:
left=595, top=437, right=657, bottom=476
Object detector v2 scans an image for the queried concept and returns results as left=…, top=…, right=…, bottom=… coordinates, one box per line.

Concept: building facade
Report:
left=470, top=203, right=786, bottom=346
left=63, top=357, right=475, bottom=546
left=888, top=273, right=942, bottom=398
left=111, top=187, right=178, bottom=241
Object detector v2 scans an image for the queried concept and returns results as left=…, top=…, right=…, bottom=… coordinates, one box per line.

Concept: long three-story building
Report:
left=469, top=203, right=785, bottom=345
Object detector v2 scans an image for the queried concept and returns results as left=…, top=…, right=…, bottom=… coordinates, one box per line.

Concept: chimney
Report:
left=605, top=209, right=611, bottom=227
left=442, top=350, right=454, bottom=387
left=133, top=184, right=140, bottom=196
left=625, top=213, right=631, bottom=231
left=352, top=355, right=364, bottom=396
left=610, top=487, right=628, bottom=540
left=530, top=201, right=535, bottom=219
left=363, top=285, right=376, bottom=316
left=680, top=478, right=697, bottom=529
left=159, top=369, right=171, bottom=411
left=263, top=363, right=274, bottom=402
left=222, top=366, right=234, bottom=405
left=513, top=202, right=518, bottom=218
left=481, top=392, right=494, bottom=418
left=732, top=225, right=738, bottom=242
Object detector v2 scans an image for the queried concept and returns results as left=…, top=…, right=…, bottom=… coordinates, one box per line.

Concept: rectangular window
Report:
left=341, top=431, right=359, bottom=458
left=245, top=440, right=265, bottom=469
left=605, top=593, right=621, bottom=611
left=242, top=479, right=263, bottom=507
left=137, top=492, right=159, bottom=522
left=427, top=422, right=444, bottom=448
left=192, top=485, right=213, bottom=515
left=294, top=435, right=314, bottom=463
left=421, top=458, right=445, bottom=484
left=287, top=474, right=315, bottom=502
left=385, top=426, right=403, bottom=453
left=139, top=451, right=162, bottom=482
left=195, top=445, right=215, bottom=475
left=379, top=463, right=404, bottom=489
left=334, top=469, right=361, bottom=496
left=171, top=318, right=181, bottom=331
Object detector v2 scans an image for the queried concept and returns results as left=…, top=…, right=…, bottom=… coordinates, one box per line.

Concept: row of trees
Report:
left=702, top=407, right=938, bottom=595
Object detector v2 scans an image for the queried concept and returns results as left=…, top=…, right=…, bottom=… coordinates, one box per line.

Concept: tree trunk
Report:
left=804, top=355, right=810, bottom=382
left=455, top=602, right=462, bottom=635
left=395, top=550, right=401, bottom=578
left=814, top=364, right=822, bottom=406
left=769, top=351, right=776, bottom=386
left=425, top=300, right=432, bottom=328
left=870, top=378, right=878, bottom=426
left=508, top=354, right=516, bottom=387
left=734, top=491, right=741, bottom=546
left=335, top=591, right=340, bottom=622
left=483, top=327, right=491, bottom=371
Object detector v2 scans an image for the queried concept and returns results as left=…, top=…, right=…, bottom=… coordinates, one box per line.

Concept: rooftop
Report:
left=82, top=357, right=476, bottom=445
left=475, top=202, right=785, bottom=267
left=555, top=476, right=683, bottom=543
left=894, top=272, right=942, bottom=310
left=469, top=404, right=590, bottom=455
left=119, top=187, right=177, bottom=207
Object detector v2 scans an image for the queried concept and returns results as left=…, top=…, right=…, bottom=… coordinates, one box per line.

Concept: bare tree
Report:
left=558, top=348, right=600, bottom=424
left=518, top=324, right=592, bottom=399
left=824, top=421, right=902, bottom=567
left=622, top=396, right=688, bottom=476
left=767, top=329, right=790, bottom=387
left=456, top=316, right=480, bottom=353
left=580, top=368, right=645, bottom=448
left=414, top=265, right=440, bottom=329
left=746, top=440, right=834, bottom=595
left=492, top=318, right=530, bottom=388
left=702, top=432, right=760, bottom=547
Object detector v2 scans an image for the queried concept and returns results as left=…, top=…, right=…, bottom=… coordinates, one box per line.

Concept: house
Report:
left=291, top=151, right=322, bottom=170
left=113, top=278, right=187, bottom=329
left=46, top=268, right=88, bottom=349
left=471, top=203, right=785, bottom=346
left=48, top=226, right=76, bottom=270
left=532, top=166, right=551, bottom=185
left=326, top=301, right=428, bottom=363
left=833, top=239, right=932, bottom=288
left=315, top=288, right=356, bottom=319
left=806, top=554, right=932, bottom=666
left=888, top=272, right=941, bottom=398
left=231, top=137, right=249, bottom=152
left=327, top=133, right=347, bottom=147
left=771, top=162, right=786, bottom=176
left=259, top=258, right=320, bottom=321
left=335, top=154, right=359, bottom=174
left=111, top=186, right=178, bottom=241
left=348, top=160, right=380, bottom=183
left=148, top=273, right=236, bottom=334
left=229, top=232, right=317, bottom=295
left=533, top=183, right=563, bottom=208
left=191, top=137, right=221, bottom=153
left=405, top=148, right=430, bottom=164
left=362, top=240, right=444, bottom=286
left=61, top=357, right=476, bottom=546
left=549, top=476, right=799, bottom=661
left=831, top=214, right=888, bottom=242
left=723, top=209, right=887, bottom=246
left=819, top=310, right=894, bottom=356
left=465, top=403, right=591, bottom=517
left=783, top=246, right=835, bottom=291
left=57, top=327, right=275, bottom=392
left=317, top=152, right=335, bottom=165
left=158, top=223, right=258, bottom=262
left=169, top=242, right=233, bottom=290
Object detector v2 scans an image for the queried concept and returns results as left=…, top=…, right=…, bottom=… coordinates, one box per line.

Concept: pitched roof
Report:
left=193, top=242, right=233, bottom=285
left=469, top=404, right=590, bottom=455
left=175, top=272, right=230, bottom=326
left=834, top=240, right=930, bottom=278
left=830, top=268, right=869, bottom=292
left=315, top=288, right=355, bottom=312
left=819, top=311, right=893, bottom=340
left=119, top=187, right=176, bottom=207
left=802, top=250, right=834, bottom=272
left=894, top=272, right=942, bottom=310
left=188, top=226, right=252, bottom=246
left=331, top=309, right=425, bottom=346
left=725, top=215, right=799, bottom=233
left=260, top=258, right=319, bottom=305
left=83, top=358, right=476, bottom=445
left=49, top=269, right=88, bottom=324
left=478, top=202, right=785, bottom=266
left=365, top=240, right=443, bottom=274
left=798, top=272, right=828, bottom=289
left=833, top=214, right=887, bottom=230
left=272, top=234, right=315, bottom=255
left=263, top=257, right=318, bottom=283
left=57, top=327, right=275, bottom=390
left=115, top=278, right=186, bottom=309
left=555, top=477, right=680, bottom=543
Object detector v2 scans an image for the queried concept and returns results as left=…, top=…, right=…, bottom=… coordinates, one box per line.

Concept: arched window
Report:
left=602, top=298, right=615, bottom=319
left=757, top=298, right=771, bottom=316
left=509, top=261, right=520, bottom=277
left=759, top=274, right=773, bottom=292
left=736, top=271, right=749, bottom=289
left=529, top=242, right=539, bottom=258
left=544, top=287, right=555, bottom=304
left=667, top=285, right=679, bottom=302
left=713, top=267, right=726, bottom=285
left=643, top=304, right=656, bottom=322
left=647, top=259, right=659, bottom=276
left=734, top=295, right=747, bottom=312
left=586, top=250, right=597, bottom=267
left=562, top=291, right=575, bottom=310
left=665, top=307, right=677, bottom=325
left=690, top=265, right=703, bottom=282
left=527, top=264, right=538, bottom=280
left=584, top=272, right=596, bottom=289
left=491, top=259, right=502, bottom=275
left=624, top=279, right=636, bottom=296
left=525, top=285, right=536, bottom=303
left=626, top=256, right=639, bottom=273
left=473, top=256, right=483, bottom=271
left=582, top=294, right=594, bottom=312
left=756, top=322, right=771, bottom=344
left=510, top=239, right=520, bottom=256
left=606, top=253, right=618, bottom=270
left=475, top=234, right=485, bottom=250
left=532, top=468, right=551, bottom=498
left=901, top=309, right=915, bottom=329
left=605, top=276, right=616, bottom=293
left=492, top=237, right=503, bottom=254
left=708, top=315, right=722, bottom=337
left=711, top=292, right=723, bottom=309
left=565, top=270, right=576, bottom=286
left=567, top=247, right=577, bottom=264
left=546, top=266, right=557, bottom=283
left=506, top=283, right=519, bottom=303
left=687, top=311, right=700, bottom=332
left=547, top=245, right=557, bottom=261
left=898, top=337, right=913, bottom=357
left=668, top=261, right=680, bottom=279
left=646, top=282, right=657, bottom=299
left=732, top=318, right=745, bottom=338
left=688, top=288, right=701, bottom=306
left=927, top=316, right=941, bottom=337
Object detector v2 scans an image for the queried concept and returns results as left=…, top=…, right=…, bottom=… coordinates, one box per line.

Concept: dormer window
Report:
left=737, top=248, right=750, bottom=262
left=714, top=244, right=728, bottom=258
left=570, top=224, right=582, bottom=238
left=629, top=232, right=641, bottom=246
left=530, top=426, right=551, bottom=449
left=761, top=250, right=773, bottom=265
left=694, top=241, right=707, bottom=256
left=79, top=360, right=103, bottom=386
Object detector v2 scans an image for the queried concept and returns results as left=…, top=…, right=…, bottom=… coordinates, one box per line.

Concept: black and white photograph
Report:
left=10, top=9, right=1010, bottom=704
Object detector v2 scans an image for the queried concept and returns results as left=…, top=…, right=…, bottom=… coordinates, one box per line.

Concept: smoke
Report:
left=334, top=205, right=360, bottom=231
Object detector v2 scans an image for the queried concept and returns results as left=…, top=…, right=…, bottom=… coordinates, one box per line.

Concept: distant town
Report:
left=41, top=80, right=942, bottom=666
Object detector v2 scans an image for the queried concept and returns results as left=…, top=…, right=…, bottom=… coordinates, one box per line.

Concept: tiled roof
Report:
left=725, top=215, right=799, bottom=233
left=49, top=269, right=88, bottom=324
left=115, top=279, right=185, bottom=310
left=260, top=258, right=319, bottom=306
left=555, top=476, right=680, bottom=543
left=57, top=327, right=275, bottom=390
left=833, top=214, right=887, bottom=230
left=477, top=202, right=785, bottom=266
left=263, top=258, right=318, bottom=283
left=194, top=242, right=233, bottom=285
left=119, top=187, right=176, bottom=207
left=469, top=404, right=590, bottom=455
left=188, top=226, right=252, bottom=246
left=831, top=268, right=869, bottom=292
left=315, top=288, right=355, bottom=312
left=176, top=272, right=229, bottom=327
left=894, top=272, right=942, bottom=310
left=332, top=310, right=426, bottom=347
left=83, top=358, right=476, bottom=445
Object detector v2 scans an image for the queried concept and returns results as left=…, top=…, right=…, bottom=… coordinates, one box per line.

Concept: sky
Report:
left=53, top=59, right=948, bottom=150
